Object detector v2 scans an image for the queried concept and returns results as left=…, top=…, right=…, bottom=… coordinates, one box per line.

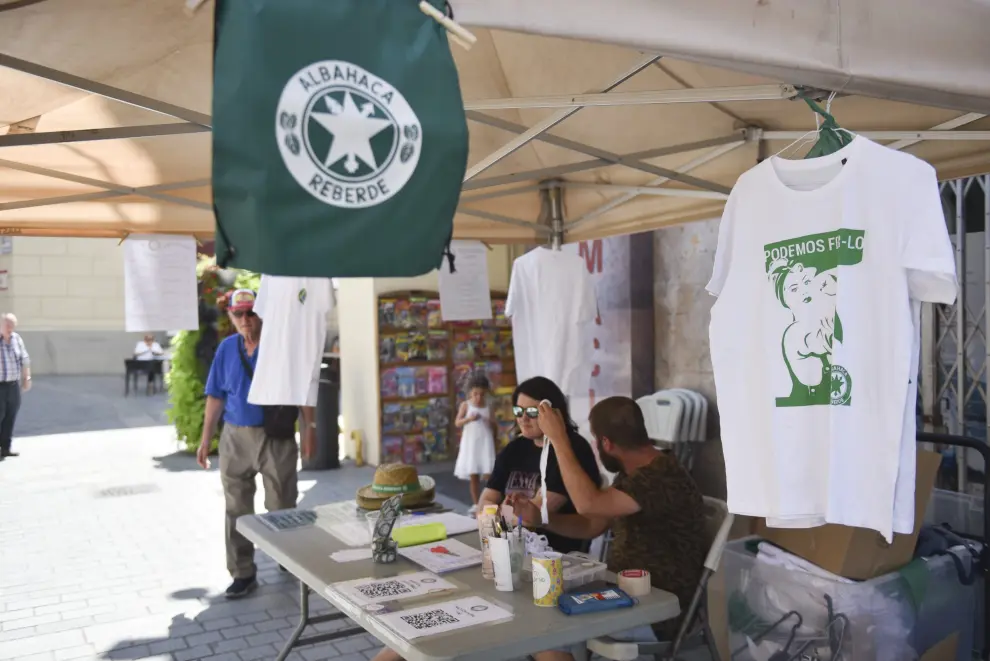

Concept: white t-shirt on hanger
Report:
left=707, top=137, right=956, bottom=542
left=506, top=248, right=598, bottom=396
left=248, top=275, right=334, bottom=407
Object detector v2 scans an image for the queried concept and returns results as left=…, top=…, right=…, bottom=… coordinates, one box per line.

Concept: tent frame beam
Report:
left=467, top=110, right=732, bottom=194
left=458, top=208, right=550, bottom=234
left=0, top=178, right=210, bottom=212
left=464, top=53, right=661, bottom=182
left=0, top=123, right=209, bottom=147
left=0, top=157, right=211, bottom=210
left=464, top=84, right=797, bottom=110
left=462, top=133, right=745, bottom=191
left=0, top=53, right=212, bottom=128
left=764, top=130, right=990, bottom=141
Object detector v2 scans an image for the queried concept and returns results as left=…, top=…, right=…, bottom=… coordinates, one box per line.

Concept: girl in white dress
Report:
left=453, top=375, right=497, bottom=512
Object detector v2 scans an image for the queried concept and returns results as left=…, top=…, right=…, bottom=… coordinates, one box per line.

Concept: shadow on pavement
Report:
left=16, top=375, right=169, bottom=437
left=152, top=450, right=202, bottom=473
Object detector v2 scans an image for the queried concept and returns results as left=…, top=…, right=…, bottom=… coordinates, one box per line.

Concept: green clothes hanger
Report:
left=801, top=94, right=855, bottom=159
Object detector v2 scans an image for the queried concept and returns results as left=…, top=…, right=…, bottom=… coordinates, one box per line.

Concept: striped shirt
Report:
left=0, top=332, right=29, bottom=383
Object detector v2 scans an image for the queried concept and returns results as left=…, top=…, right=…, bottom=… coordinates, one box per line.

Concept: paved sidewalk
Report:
left=0, top=426, right=462, bottom=661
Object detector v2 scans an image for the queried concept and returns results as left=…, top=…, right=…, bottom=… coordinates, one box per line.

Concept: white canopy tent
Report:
left=1, top=0, right=989, bottom=244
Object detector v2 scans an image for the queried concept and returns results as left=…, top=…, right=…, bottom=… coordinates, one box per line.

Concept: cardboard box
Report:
left=918, top=632, right=959, bottom=661
left=754, top=450, right=942, bottom=580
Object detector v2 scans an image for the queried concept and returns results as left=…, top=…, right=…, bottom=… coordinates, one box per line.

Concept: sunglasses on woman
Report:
left=231, top=310, right=256, bottom=319
left=512, top=406, right=540, bottom=419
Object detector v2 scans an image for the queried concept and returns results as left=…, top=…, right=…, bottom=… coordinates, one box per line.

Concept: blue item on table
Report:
left=557, top=587, right=636, bottom=615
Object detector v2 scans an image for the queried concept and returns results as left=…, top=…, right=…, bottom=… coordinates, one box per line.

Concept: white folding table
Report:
left=238, top=504, right=680, bottom=661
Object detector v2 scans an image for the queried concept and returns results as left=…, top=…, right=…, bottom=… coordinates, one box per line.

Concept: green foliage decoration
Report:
left=165, top=257, right=260, bottom=452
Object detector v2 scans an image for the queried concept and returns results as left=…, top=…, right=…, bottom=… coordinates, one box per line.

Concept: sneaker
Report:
left=467, top=504, right=479, bottom=516
left=225, top=576, right=257, bottom=599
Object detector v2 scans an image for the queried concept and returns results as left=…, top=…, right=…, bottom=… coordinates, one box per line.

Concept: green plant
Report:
left=165, top=258, right=259, bottom=452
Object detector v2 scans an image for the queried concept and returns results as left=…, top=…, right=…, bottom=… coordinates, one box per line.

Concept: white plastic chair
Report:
left=587, top=497, right=734, bottom=661
left=636, top=392, right=684, bottom=445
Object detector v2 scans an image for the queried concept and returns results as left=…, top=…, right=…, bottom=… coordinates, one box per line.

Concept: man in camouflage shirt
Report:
left=510, top=396, right=707, bottom=659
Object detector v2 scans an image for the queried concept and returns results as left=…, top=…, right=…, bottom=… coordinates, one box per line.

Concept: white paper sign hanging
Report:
left=438, top=240, right=492, bottom=321
left=123, top=234, right=199, bottom=332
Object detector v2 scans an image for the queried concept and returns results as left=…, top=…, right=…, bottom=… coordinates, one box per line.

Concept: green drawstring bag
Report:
left=212, top=0, right=468, bottom=277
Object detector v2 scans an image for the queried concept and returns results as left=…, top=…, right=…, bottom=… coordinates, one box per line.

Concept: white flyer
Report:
left=397, top=538, right=482, bottom=574
left=329, top=572, right=457, bottom=607
left=377, top=596, right=512, bottom=640
left=123, top=234, right=199, bottom=332
left=438, top=240, right=492, bottom=321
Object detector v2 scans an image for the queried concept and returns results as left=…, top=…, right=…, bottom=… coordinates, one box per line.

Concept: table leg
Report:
left=274, top=580, right=366, bottom=661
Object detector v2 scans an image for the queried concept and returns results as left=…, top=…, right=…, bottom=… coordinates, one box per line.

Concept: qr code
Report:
left=400, top=609, right=459, bottom=630
left=356, top=580, right=413, bottom=600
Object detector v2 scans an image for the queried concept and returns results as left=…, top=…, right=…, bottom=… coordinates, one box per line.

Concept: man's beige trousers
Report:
left=219, top=423, right=298, bottom=578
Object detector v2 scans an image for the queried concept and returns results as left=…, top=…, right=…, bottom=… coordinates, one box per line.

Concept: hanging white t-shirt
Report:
left=248, top=275, right=334, bottom=407
left=506, top=248, right=598, bottom=396
left=707, top=137, right=956, bottom=542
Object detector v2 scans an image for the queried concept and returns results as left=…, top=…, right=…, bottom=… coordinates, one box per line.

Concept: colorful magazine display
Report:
left=378, top=294, right=511, bottom=464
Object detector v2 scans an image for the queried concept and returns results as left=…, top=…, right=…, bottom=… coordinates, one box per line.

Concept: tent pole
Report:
left=886, top=112, right=985, bottom=151
left=0, top=54, right=212, bottom=127
left=0, top=123, right=208, bottom=148
left=764, top=130, right=990, bottom=141
left=548, top=182, right=564, bottom=250
left=464, top=84, right=796, bottom=111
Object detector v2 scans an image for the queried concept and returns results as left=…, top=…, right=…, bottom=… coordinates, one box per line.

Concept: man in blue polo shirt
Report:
left=197, top=289, right=316, bottom=599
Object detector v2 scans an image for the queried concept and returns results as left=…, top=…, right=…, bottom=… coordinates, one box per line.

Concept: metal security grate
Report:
left=921, top=175, right=990, bottom=493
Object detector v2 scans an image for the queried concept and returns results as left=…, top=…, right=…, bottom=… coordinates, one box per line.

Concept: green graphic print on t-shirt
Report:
left=764, top=229, right=865, bottom=407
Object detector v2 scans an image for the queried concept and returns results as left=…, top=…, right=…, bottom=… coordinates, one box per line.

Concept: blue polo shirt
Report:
left=205, top=334, right=265, bottom=428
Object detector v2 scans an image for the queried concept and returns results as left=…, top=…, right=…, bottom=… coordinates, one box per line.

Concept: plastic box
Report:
left=722, top=537, right=976, bottom=661
left=924, top=488, right=985, bottom=538
left=522, top=552, right=608, bottom=591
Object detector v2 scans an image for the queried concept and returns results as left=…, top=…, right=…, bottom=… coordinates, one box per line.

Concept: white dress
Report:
left=454, top=403, right=496, bottom=479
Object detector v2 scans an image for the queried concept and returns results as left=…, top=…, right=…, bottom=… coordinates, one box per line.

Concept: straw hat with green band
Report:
left=356, top=463, right=436, bottom=510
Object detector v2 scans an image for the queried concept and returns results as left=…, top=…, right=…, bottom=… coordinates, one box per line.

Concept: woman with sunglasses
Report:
left=478, top=376, right=601, bottom=553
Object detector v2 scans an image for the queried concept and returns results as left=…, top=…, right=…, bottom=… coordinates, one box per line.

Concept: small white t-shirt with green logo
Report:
left=248, top=275, right=334, bottom=407
left=707, top=137, right=956, bottom=542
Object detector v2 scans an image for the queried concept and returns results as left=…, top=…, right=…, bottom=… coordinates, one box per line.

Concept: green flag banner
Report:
left=212, top=0, right=468, bottom=277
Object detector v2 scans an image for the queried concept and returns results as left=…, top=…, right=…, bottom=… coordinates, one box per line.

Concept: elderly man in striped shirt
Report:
left=0, top=313, right=30, bottom=460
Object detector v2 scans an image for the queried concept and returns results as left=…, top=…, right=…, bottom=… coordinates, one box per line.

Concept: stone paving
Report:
left=0, top=424, right=465, bottom=661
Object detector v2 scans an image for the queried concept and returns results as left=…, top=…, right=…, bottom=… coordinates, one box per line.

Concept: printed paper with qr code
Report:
left=377, top=596, right=513, bottom=639
left=328, top=572, right=457, bottom=607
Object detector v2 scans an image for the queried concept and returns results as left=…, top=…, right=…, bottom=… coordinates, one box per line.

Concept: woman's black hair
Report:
left=512, top=376, right=578, bottom=433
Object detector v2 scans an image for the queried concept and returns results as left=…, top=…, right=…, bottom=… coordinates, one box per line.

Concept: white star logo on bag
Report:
left=276, top=60, right=422, bottom=209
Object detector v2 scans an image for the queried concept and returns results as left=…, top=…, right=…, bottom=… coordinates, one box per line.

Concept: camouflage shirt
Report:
left=608, top=450, right=707, bottom=639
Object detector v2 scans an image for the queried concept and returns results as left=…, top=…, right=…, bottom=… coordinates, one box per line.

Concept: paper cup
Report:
left=489, top=537, right=514, bottom=592
left=532, top=551, right=563, bottom=606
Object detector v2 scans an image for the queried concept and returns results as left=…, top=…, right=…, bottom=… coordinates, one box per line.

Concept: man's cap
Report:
left=228, top=289, right=256, bottom=311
